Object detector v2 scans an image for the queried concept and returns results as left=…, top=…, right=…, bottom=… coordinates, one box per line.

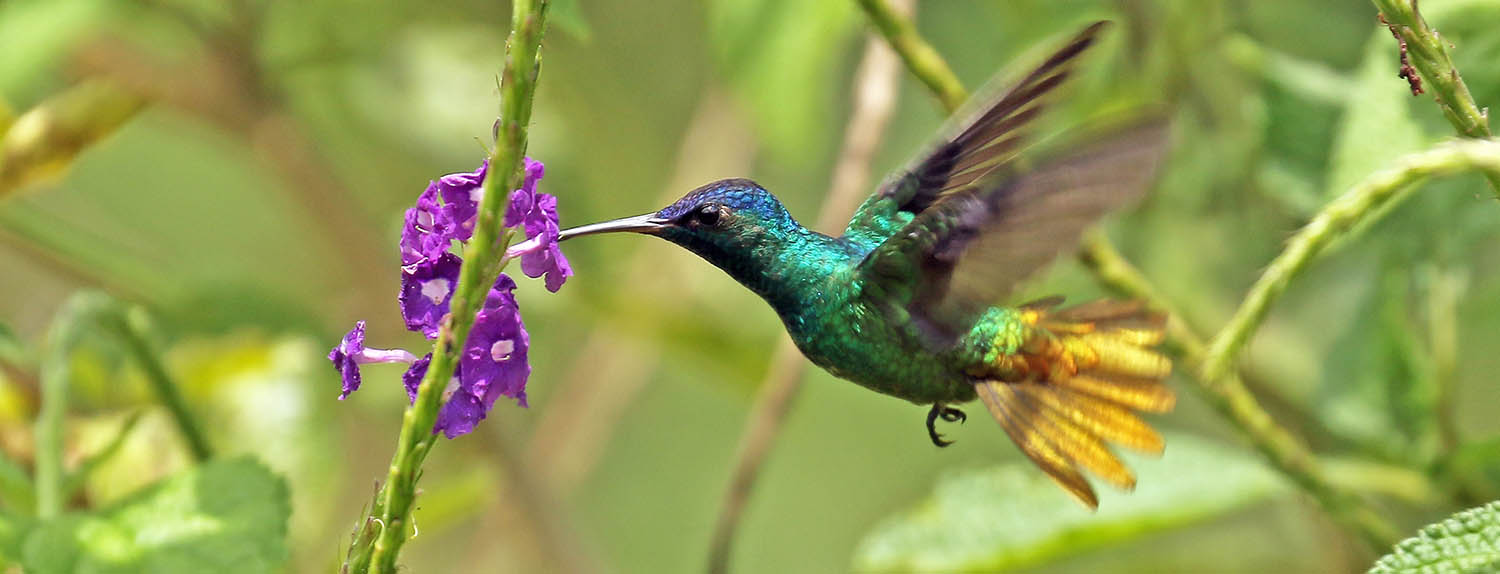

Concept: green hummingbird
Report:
left=558, top=21, right=1173, bottom=508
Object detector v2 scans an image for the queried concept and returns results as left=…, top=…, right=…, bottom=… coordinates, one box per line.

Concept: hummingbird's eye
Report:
left=693, top=204, right=722, bottom=226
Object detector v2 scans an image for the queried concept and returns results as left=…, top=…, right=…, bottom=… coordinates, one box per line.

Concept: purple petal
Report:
left=519, top=240, right=573, bottom=293
left=401, top=188, right=448, bottom=266
left=504, top=188, right=534, bottom=229
left=436, top=162, right=488, bottom=243
left=403, top=353, right=432, bottom=403
left=399, top=253, right=462, bottom=338
left=435, top=273, right=531, bottom=438
left=329, top=321, right=367, bottom=399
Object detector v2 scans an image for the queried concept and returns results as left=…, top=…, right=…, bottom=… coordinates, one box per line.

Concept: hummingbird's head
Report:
left=558, top=178, right=800, bottom=263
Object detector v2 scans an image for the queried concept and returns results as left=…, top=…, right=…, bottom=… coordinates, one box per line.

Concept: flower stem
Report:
left=1201, top=140, right=1500, bottom=383
left=1371, top=0, right=1500, bottom=197
left=350, top=1, right=551, bottom=572
left=100, top=307, right=213, bottom=462
left=857, top=0, right=1401, bottom=550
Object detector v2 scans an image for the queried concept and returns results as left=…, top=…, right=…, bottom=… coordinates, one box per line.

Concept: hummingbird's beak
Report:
left=557, top=213, right=670, bottom=241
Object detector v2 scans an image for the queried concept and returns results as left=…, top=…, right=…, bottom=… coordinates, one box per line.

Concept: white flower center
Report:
left=490, top=339, right=514, bottom=362
left=421, top=278, right=451, bottom=304
left=417, top=209, right=434, bottom=230
left=470, top=188, right=483, bottom=203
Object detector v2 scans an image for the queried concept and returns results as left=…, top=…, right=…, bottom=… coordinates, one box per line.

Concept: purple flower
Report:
left=399, top=253, right=462, bottom=338
left=503, top=160, right=573, bottom=292
left=332, top=155, right=559, bottom=439
left=436, top=274, right=531, bottom=438
left=403, top=354, right=432, bottom=403
left=434, top=162, right=488, bottom=243
left=328, top=321, right=418, bottom=400
left=401, top=186, right=448, bottom=266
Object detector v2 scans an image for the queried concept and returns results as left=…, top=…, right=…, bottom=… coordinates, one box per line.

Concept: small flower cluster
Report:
left=329, top=158, right=570, bottom=438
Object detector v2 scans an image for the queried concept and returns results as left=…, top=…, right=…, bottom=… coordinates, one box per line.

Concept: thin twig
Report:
left=1370, top=0, right=1500, bottom=196
left=855, top=0, right=963, bottom=114
left=706, top=8, right=907, bottom=571
left=1201, top=139, right=1500, bottom=383
left=102, top=307, right=213, bottom=462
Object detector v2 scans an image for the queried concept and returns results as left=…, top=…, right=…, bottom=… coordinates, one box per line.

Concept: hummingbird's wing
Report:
left=841, top=21, right=1107, bottom=251
left=856, top=120, right=1169, bottom=344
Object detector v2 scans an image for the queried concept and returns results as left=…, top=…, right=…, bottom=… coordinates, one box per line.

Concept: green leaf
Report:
left=550, top=0, right=592, bottom=42
left=1324, top=27, right=1428, bottom=198
left=21, top=457, right=290, bottom=574
left=0, top=0, right=109, bottom=97
left=1316, top=265, right=1434, bottom=462
left=1437, top=437, right=1500, bottom=502
left=706, top=0, right=859, bottom=166
left=0, top=513, right=35, bottom=568
left=0, top=320, right=22, bottom=366
left=852, top=435, right=1285, bottom=572
left=1369, top=501, right=1500, bottom=573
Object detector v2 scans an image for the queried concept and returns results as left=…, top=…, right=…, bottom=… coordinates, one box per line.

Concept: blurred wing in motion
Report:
left=841, top=21, right=1109, bottom=250
left=858, top=120, right=1171, bottom=344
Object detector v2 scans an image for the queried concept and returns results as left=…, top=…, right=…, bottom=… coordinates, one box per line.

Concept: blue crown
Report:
left=656, top=178, right=784, bottom=220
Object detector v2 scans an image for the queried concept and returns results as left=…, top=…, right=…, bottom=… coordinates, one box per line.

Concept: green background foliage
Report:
left=2, top=0, right=1500, bottom=571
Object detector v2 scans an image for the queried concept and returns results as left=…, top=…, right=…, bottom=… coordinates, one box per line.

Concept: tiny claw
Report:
left=941, top=407, right=966, bottom=424
left=926, top=403, right=960, bottom=447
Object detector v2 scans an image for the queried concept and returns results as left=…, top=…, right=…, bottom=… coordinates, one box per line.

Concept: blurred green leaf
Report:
left=21, top=456, right=289, bottom=574
left=551, top=0, right=592, bottom=42
left=1325, top=29, right=1428, bottom=198
left=0, top=0, right=109, bottom=97
left=1437, top=437, right=1500, bottom=502
left=0, top=448, right=34, bottom=518
left=0, top=512, right=35, bottom=569
left=707, top=0, right=858, bottom=166
left=0, top=321, right=22, bottom=366
left=852, top=435, right=1285, bottom=572
left=1316, top=266, right=1434, bottom=462
left=1369, top=501, right=1500, bottom=573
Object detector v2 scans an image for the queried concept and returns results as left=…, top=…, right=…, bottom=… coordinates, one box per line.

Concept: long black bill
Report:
left=557, top=213, right=669, bottom=242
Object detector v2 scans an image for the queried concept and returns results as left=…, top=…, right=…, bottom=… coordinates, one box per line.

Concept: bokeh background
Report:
left=3, top=0, right=1500, bottom=572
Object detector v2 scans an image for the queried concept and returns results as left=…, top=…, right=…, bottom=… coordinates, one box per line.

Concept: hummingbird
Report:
left=557, top=22, right=1173, bottom=508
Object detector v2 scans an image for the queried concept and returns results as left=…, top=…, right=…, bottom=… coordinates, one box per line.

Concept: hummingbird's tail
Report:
left=975, top=298, right=1175, bottom=509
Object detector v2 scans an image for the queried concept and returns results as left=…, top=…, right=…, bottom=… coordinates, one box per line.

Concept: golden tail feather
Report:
left=980, top=298, right=1175, bottom=509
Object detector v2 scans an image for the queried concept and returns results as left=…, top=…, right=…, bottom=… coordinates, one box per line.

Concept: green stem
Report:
left=1370, top=0, right=1500, bottom=196
left=855, top=0, right=966, bottom=113
left=102, top=309, right=213, bottom=462
left=1201, top=139, right=1500, bottom=383
left=1078, top=235, right=1399, bottom=550
left=350, top=1, right=551, bottom=572
left=33, top=352, right=66, bottom=519
left=33, top=293, right=110, bottom=518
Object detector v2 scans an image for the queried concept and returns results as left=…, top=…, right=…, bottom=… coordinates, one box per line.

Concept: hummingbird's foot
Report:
left=926, top=403, right=966, bottom=447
